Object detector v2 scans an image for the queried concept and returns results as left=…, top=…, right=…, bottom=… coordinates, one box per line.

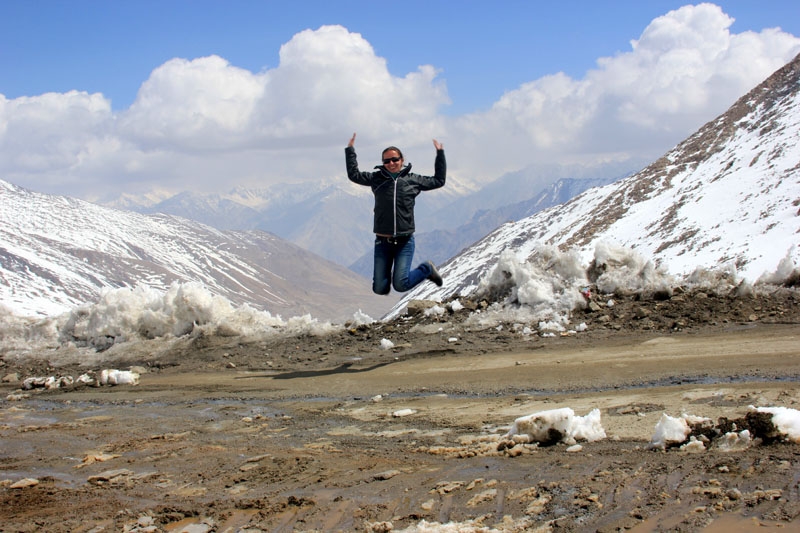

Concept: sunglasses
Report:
left=382, top=157, right=401, bottom=164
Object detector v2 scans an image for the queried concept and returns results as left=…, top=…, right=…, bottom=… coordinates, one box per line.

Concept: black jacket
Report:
left=345, top=146, right=446, bottom=237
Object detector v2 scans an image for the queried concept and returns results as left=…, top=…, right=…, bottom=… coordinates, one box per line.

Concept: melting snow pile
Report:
left=461, top=242, right=797, bottom=335
left=8, top=368, right=141, bottom=400
left=492, top=405, right=800, bottom=455
left=1, top=241, right=796, bottom=356
left=0, top=281, right=344, bottom=356
left=649, top=406, right=800, bottom=451
left=20, top=368, right=140, bottom=389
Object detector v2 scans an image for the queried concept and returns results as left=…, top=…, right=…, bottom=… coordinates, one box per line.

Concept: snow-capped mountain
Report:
left=0, top=181, right=393, bottom=321
left=399, top=53, right=800, bottom=307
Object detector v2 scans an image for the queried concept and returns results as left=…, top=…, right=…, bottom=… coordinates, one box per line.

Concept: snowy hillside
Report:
left=0, top=181, right=389, bottom=321
left=396, top=54, right=800, bottom=313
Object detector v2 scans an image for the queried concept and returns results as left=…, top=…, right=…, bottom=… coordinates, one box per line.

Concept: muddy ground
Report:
left=1, top=287, right=800, bottom=532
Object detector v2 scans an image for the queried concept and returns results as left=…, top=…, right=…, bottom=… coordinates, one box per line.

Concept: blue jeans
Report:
left=373, top=235, right=432, bottom=295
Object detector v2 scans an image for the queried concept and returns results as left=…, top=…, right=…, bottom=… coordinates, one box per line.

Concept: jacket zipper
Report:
left=392, top=177, right=398, bottom=237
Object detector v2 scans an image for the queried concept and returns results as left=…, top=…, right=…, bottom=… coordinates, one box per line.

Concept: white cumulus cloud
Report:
left=1, top=7, right=799, bottom=200
left=446, top=3, right=800, bottom=180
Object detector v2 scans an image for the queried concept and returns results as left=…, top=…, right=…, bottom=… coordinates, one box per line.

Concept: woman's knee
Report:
left=392, top=278, right=411, bottom=293
left=373, top=280, right=391, bottom=295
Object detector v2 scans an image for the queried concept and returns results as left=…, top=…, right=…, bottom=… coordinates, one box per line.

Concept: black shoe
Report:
left=426, top=261, right=443, bottom=286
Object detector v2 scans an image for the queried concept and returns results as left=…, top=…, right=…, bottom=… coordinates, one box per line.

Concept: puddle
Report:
left=630, top=512, right=799, bottom=532
left=702, top=514, right=800, bottom=531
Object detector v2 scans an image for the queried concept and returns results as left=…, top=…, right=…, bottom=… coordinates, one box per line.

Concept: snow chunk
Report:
left=99, top=369, right=140, bottom=386
left=506, top=407, right=606, bottom=445
left=650, top=413, right=713, bottom=449
left=350, top=309, right=375, bottom=326
left=424, top=305, right=446, bottom=317
left=679, top=436, right=706, bottom=453
left=380, top=338, right=395, bottom=350
left=649, top=413, right=690, bottom=449
left=717, top=430, right=753, bottom=451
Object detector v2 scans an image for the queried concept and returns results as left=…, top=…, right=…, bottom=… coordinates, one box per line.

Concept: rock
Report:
left=77, top=452, right=121, bottom=468
left=2, top=372, right=19, bottom=383
left=405, top=300, right=439, bottom=316
left=6, top=392, right=30, bottom=401
left=373, top=469, right=401, bottom=480
left=87, top=468, right=134, bottom=484
left=10, top=478, right=39, bottom=489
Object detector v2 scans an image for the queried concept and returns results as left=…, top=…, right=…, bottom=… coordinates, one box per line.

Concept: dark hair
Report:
left=381, top=146, right=404, bottom=160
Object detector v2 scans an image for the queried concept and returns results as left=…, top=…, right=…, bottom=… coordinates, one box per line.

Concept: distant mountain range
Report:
left=395, top=53, right=800, bottom=309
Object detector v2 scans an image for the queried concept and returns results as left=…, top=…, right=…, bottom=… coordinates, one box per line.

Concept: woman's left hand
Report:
left=433, top=139, right=443, bottom=150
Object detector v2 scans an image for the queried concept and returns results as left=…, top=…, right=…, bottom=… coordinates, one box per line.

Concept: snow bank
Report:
left=0, top=282, right=344, bottom=358
left=466, top=245, right=587, bottom=332
left=465, top=242, right=676, bottom=333
left=462, top=240, right=797, bottom=335
left=58, top=282, right=293, bottom=344
left=757, top=246, right=800, bottom=286
left=2, top=241, right=797, bottom=362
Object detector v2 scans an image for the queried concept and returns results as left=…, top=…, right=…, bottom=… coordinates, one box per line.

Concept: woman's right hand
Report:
left=348, top=133, right=356, bottom=147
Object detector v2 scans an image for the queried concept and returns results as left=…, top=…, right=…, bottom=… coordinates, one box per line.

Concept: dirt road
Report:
left=2, top=310, right=799, bottom=532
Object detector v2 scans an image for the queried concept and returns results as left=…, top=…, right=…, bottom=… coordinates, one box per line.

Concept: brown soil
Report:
left=1, top=288, right=800, bottom=532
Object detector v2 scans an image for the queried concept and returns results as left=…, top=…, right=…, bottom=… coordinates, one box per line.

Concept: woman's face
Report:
left=382, top=149, right=403, bottom=173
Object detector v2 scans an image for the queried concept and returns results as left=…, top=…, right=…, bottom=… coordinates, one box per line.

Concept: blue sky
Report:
left=1, top=1, right=800, bottom=200
left=5, top=0, right=799, bottom=115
